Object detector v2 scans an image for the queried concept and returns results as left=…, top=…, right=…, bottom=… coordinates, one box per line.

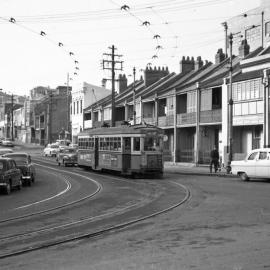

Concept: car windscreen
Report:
left=64, top=149, right=76, bottom=153
left=4, top=155, right=27, bottom=165
left=51, top=145, right=59, bottom=149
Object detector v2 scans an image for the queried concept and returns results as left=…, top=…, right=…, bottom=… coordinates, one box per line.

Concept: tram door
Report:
left=94, top=137, right=99, bottom=169
left=122, top=137, right=131, bottom=173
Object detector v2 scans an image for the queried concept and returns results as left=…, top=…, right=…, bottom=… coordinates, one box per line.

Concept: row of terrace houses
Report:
left=80, top=42, right=270, bottom=167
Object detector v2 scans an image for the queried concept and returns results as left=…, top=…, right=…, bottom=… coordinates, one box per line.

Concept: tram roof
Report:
left=78, top=124, right=163, bottom=136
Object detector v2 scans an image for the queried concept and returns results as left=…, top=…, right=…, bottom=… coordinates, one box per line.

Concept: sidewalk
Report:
left=164, top=162, right=237, bottom=178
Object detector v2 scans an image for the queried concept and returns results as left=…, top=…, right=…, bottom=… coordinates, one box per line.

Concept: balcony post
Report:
left=173, top=91, right=177, bottom=163
left=263, top=69, right=270, bottom=147
left=195, top=83, right=201, bottom=165
left=155, top=93, right=158, bottom=126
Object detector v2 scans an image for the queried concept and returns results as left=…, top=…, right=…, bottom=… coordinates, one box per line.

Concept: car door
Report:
left=255, top=151, right=270, bottom=178
left=8, top=160, right=18, bottom=187
left=245, top=151, right=259, bottom=177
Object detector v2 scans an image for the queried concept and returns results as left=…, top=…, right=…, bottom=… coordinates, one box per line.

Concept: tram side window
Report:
left=144, top=136, right=160, bottom=151
left=99, top=137, right=121, bottom=151
left=78, top=137, right=94, bottom=149
left=133, top=137, right=140, bottom=151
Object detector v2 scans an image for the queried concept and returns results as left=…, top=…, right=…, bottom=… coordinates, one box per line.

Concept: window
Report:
left=99, top=137, right=121, bottom=151
left=77, top=101, right=79, bottom=114
left=248, top=152, right=258, bottom=160
left=80, top=100, right=83, bottom=114
left=85, top=112, right=91, bottom=120
left=133, top=137, right=140, bottom=151
left=70, top=104, right=72, bottom=115
left=73, top=102, right=75, bottom=114
left=144, top=136, right=160, bottom=151
left=265, top=21, right=270, bottom=36
left=258, top=152, right=267, bottom=160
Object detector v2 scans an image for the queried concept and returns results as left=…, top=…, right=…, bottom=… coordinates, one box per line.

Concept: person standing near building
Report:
left=210, top=146, right=219, bottom=173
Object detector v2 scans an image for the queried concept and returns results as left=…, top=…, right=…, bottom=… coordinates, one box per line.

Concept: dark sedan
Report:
left=0, top=157, right=22, bottom=195
left=3, top=153, right=36, bottom=186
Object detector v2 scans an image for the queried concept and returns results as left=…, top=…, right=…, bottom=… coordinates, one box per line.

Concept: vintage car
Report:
left=1, top=138, right=14, bottom=147
left=0, top=148, right=13, bottom=156
left=0, top=157, right=22, bottom=194
left=3, top=152, right=36, bottom=186
left=43, top=143, right=59, bottom=157
left=56, top=147, right=78, bottom=167
left=231, top=148, right=270, bottom=181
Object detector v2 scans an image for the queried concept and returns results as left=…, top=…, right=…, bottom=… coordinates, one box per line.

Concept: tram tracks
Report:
left=0, top=157, right=192, bottom=260
left=0, top=164, right=102, bottom=224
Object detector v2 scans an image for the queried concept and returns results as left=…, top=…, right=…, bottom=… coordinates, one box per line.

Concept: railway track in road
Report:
left=0, top=156, right=191, bottom=260
left=0, top=164, right=102, bottom=224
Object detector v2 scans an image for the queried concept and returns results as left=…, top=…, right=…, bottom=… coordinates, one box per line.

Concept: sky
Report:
left=0, top=0, right=261, bottom=96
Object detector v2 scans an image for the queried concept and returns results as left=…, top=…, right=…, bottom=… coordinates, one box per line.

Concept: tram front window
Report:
left=144, top=136, right=160, bottom=151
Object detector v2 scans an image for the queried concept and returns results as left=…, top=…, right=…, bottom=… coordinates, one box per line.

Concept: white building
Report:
left=71, top=82, right=111, bottom=143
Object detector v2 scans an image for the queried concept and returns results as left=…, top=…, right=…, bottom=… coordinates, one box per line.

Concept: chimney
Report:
left=144, top=66, right=169, bottom=87
left=239, top=39, right=250, bottom=58
left=101, top=78, right=107, bottom=88
left=195, top=56, right=203, bottom=70
left=180, top=56, right=195, bottom=74
left=215, top=48, right=226, bottom=64
left=118, top=74, right=128, bottom=93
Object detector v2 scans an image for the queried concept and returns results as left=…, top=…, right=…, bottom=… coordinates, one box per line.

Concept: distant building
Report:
left=31, top=86, right=71, bottom=145
left=71, top=82, right=111, bottom=143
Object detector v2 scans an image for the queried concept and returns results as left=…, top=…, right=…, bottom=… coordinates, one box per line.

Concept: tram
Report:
left=77, top=124, right=164, bottom=177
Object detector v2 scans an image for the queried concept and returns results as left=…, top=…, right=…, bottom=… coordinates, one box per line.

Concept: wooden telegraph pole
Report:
left=102, top=45, right=123, bottom=127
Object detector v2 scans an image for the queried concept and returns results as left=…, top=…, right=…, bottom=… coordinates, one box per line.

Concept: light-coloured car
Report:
left=0, top=148, right=14, bottom=156
left=43, top=144, right=59, bottom=157
left=231, top=148, right=270, bottom=181
left=1, top=138, right=14, bottom=147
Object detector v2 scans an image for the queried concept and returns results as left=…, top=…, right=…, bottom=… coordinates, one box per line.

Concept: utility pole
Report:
left=11, top=93, right=14, bottom=141
left=49, top=91, right=53, bottom=144
left=133, top=67, right=136, bottom=125
left=66, top=73, right=70, bottom=137
left=227, top=33, right=233, bottom=173
left=102, top=45, right=123, bottom=127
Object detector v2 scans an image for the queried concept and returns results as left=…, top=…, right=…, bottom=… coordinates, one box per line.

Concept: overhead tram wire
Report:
left=7, top=0, right=232, bottom=23
left=0, top=16, right=80, bottom=80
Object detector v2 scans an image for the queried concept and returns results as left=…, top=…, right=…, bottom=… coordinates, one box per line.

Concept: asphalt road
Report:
left=1, top=146, right=270, bottom=269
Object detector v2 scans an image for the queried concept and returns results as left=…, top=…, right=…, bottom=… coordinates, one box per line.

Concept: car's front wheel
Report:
left=239, top=172, right=249, bottom=181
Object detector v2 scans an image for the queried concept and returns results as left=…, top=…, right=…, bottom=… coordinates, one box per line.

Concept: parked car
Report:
left=0, top=157, right=22, bottom=194
left=3, top=152, right=36, bottom=186
left=1, top=138, right=14, bottom=147
left=56, top=147, right=78, bottom=167
left=0, top=148, right=13, bottom=156
left=43, top=143, right=59, bottom=157
left=231, top=148, right=270, bottom=181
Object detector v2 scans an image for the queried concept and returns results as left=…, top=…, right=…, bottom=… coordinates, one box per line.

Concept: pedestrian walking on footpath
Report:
left=209, top=146, right=219, bottom=173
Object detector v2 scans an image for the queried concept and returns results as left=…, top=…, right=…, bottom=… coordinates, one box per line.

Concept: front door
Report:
left=122, top=137, right=131, bottom=173
left=94, top=137, right=99, bottom=169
